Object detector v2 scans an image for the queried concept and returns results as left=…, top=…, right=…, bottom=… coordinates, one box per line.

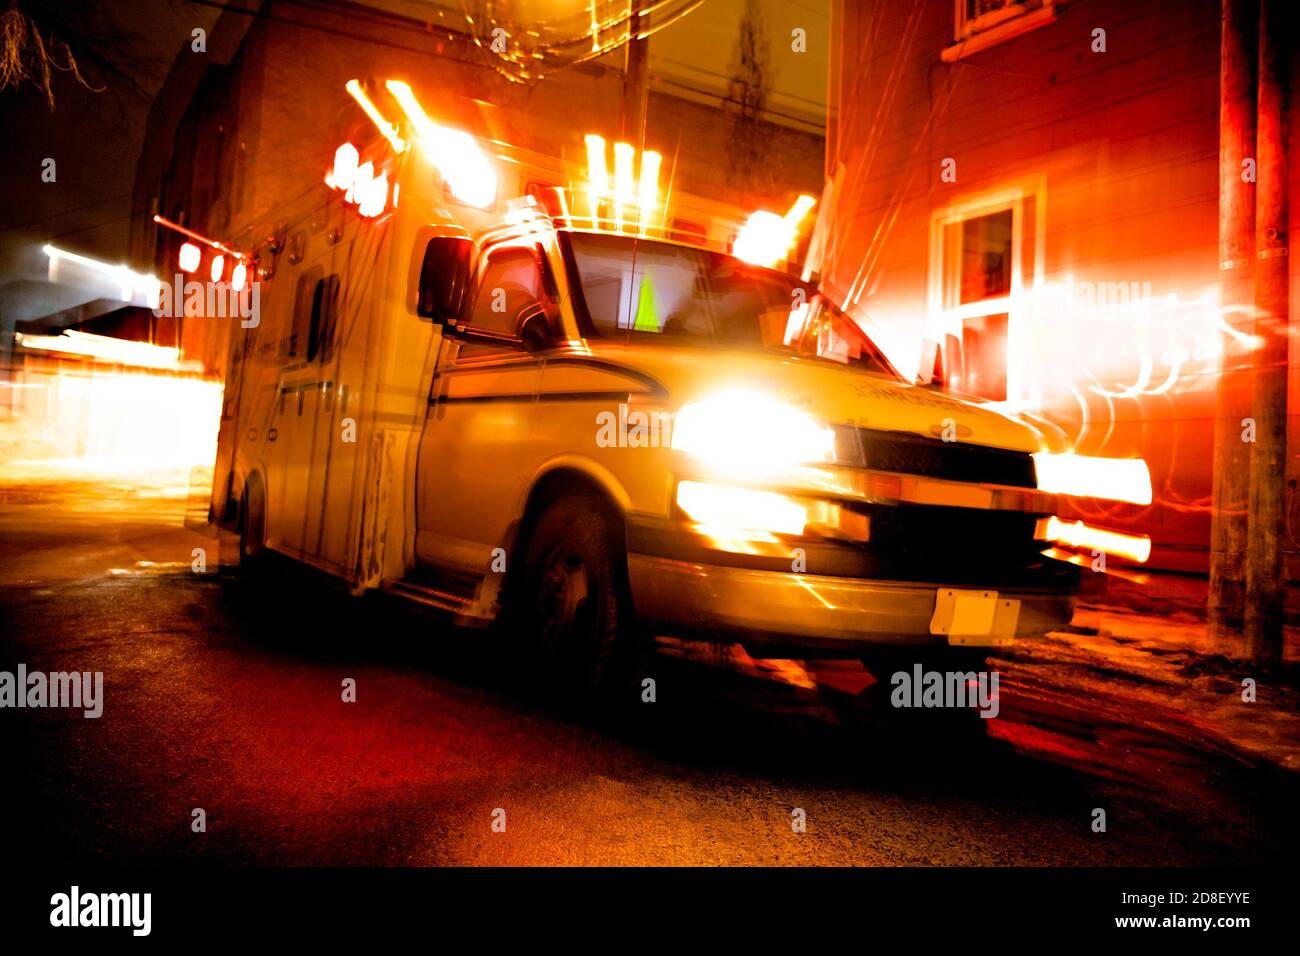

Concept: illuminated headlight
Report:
left=677, top=481, right=808, bottom=536
left=675, top=480, right=870, bottom=543
left=1032, top=452, right=1152, bottom=505
left=672, top=391, right=836, bottom=477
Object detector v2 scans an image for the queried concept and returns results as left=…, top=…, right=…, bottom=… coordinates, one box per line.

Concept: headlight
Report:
left=676, top=480, right=871, bottom=543
left=1032, top=452, right=1152, bottom=505
left=672, top=391, right=836, bottom=477
left=677, top=481, right=809, bottom=536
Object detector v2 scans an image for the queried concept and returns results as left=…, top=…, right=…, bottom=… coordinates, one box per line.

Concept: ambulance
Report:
left=210, top=79, right=1151, bottom=695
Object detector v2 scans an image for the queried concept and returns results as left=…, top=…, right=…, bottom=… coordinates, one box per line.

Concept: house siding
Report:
left=828, top=0, right=1299, bottom=573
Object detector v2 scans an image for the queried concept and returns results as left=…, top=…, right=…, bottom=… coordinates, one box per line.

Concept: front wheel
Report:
left=507, top=493, right=642, bottom=704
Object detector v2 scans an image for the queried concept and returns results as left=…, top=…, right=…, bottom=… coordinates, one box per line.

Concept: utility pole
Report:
left=1243, top=0, right=1290, bottom=662
left=1208, top=0, right=1258, bottom=647
left=621, top=0, right=649, bottom=147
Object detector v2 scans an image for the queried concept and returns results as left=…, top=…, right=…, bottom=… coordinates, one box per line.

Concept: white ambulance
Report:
left=210, top=79, right=1149, bottom=696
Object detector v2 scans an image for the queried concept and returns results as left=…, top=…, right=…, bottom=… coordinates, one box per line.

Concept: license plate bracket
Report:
left=930, top=588, right=1020, bottom=646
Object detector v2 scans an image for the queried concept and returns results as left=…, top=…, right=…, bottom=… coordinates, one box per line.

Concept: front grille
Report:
left=843, top=501, right=1058, bottom=584
left=837, top=426, right=1038, bottom=489
left=856, top=502, right=1040, bottom=560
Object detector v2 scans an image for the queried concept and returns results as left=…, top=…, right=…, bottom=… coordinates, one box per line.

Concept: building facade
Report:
left=824, top=0, right=1298, bottom=576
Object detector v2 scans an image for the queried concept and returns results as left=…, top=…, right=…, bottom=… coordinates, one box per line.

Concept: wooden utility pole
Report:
left=1208, top=0, right=1258, bottom=645
left=1243, top=0, right=1290, bottom=662
left=621, top=0, right=649, bottom=146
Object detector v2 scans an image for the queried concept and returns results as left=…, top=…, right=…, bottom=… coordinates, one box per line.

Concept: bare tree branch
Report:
left=0, top=0, right=150, bottom=111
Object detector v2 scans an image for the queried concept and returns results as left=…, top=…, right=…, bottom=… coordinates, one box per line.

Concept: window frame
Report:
left=282, top=266, right=324, bottom=367
left=456, top=241, right=547, bottom=359
left=560, top=231, right=902, bottom=379
left=942, top=0, right=1057, bottom=62
left=927, top=181, right=1046, bottom=407
left=280, top=268, right=342, bottom=368
left=308, top=274, right=341, bottom=364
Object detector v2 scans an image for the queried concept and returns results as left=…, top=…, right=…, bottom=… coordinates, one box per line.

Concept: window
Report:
left=283, top=267, right=323, bottom=364
left=309, top=274, right=340, bottom=363
left=470, top=248, right=542, bottom=335
left=565, top=233, right=899, bottom=377
left=958, top=210, right=1012, bottom=305
left=928, top=185, right=1043, bottom=405
left=941, top=208, right=1015, bottom=402
left=460, top=247, right=543, bottom=354
left=281, top=269, right=339, bottom=365
left=943, top=0, right=1057, bottom=62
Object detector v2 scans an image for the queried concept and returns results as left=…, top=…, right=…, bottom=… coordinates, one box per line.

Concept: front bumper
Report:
left=626, top=553, right=1077, bottom=655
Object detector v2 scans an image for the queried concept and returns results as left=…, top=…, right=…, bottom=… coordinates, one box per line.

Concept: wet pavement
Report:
left=0, top=477, right=1295, bottom=865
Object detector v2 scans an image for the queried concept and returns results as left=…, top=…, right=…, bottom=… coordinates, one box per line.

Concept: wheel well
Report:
left=513, top=468, right=626, bottom=565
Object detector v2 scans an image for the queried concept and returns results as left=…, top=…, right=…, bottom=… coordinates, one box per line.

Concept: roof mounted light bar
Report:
left=346, top=79, right=407, bottom=153
left=385, top=80, right=497, bottom=209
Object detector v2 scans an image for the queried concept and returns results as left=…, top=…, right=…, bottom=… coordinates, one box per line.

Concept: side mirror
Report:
left=417, top=236, right=473, bottom=323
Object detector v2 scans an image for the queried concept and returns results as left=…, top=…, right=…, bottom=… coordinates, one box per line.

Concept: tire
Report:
left=237, top=478, right=267, bottom=575
left=507, top=492, right=641, bottom=704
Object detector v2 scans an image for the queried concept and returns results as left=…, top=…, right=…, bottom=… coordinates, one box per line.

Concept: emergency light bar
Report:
left=582, top=134, right=662, bottom=220
left=346, top=79, right=406, bottom=153
left=325, top=142, right=393, bottom=218
left=385, top=80, right=497, bottom=209
left=335, top=80, right=499, bottom=210
left=321, top=82, right=801, bottom=269
left=733, top=194, right=817, bottom=268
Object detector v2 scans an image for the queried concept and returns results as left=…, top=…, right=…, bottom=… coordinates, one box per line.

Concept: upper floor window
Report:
left=943, top=0, right=1057, bottom=62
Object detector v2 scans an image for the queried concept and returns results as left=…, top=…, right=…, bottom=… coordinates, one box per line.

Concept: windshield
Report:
left=562, top=232, right=900, bottom=378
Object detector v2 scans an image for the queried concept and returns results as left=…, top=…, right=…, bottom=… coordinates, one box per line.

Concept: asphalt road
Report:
left=0, top=478, right=1294, bottom=866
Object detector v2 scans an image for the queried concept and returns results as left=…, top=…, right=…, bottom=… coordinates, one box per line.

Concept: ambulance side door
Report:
left=266, top=266, right=324, bottom=556
left=415, top=243, right=545, bottom=575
